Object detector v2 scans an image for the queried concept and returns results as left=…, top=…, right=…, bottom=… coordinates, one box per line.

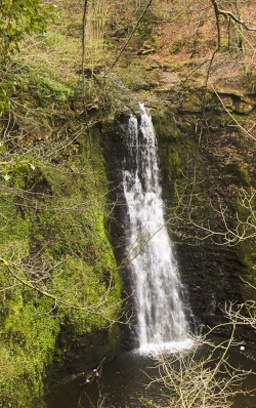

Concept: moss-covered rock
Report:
left=0, top=111, right=122, bottom=407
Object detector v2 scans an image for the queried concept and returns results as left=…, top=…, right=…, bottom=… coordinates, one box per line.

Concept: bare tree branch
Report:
left=218, top=8, right=256, bottom=32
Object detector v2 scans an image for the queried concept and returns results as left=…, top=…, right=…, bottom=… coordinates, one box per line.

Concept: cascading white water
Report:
left=123, top=103, right=192, bottom=355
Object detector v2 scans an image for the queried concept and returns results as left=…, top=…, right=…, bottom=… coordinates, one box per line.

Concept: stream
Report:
left=46, top=341, right=256, bottom=408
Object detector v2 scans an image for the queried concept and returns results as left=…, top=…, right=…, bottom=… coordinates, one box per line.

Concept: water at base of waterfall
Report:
left=137, top=339, right=194, bottom=356
left=123, top=103, right=193, bottom=355
left=45, top=344, right=256, bottom=408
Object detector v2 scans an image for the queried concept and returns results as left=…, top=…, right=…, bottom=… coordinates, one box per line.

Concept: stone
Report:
left=215, top=84, right=244, bottom=97
left=137, top=41, right=156, bottom=55
left=221, top=95, right=235, bottom=110
left=179, top=96, right=202, bottom=113
left=143, top=40, right=151, bottom=46
left=140, top=48, right=156, bottom=55
left=151, top=60, right=162, bottom=69
left=213, top=75, right=255, bottom=97
left=146, top=62, right=161, bottom=71
left=241, top=94, right=256, bottom=106
left=234, top=101, right=254, bottom=114
left=142, top=41, right=153, bottom=49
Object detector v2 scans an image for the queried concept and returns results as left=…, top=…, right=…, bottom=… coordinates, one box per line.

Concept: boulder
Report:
left=241, top=95, right=256, bottom=106
left=221, top=95, right=235, bottom=110
left=213, top=76, right=255, bottom=98
left=234, top=101, right=254, bottom=114
left=140, top=48, right=156, bottom=55
left=179, top=95, right=202, bottom=113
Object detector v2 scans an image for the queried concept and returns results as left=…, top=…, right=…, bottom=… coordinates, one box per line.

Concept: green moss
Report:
left=30, top=71, right=73, bottom=103
left=151, top=109, right=195, bottom=183
left=169, top=62, right=185, bottom=72
left=0, top=131, right=122, bottom=406
left=226, top=161, right=250, bottom=187
left=0, top=294, right=59, bottom=407
left=169, top=39, right=183, bottom=55
left=152, top=111, right=181, bottom=141
left=0, top=196, right=59, bottom=406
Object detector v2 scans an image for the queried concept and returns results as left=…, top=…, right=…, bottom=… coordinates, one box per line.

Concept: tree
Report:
left=0, top=0, right=55, bottom=113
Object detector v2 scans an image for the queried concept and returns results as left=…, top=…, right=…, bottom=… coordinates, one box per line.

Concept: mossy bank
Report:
left=0, top=89, right=122, bottom=407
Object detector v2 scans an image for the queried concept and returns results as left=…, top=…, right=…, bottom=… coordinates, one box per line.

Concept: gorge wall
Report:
left=104, top=83, right=256, bottom=341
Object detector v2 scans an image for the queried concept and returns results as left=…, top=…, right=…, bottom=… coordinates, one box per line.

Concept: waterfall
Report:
left=123, top=103, right=192, bottom=355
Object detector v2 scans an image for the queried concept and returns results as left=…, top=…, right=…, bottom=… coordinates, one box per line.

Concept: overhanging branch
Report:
left=218, top=8, right=256, bottom=31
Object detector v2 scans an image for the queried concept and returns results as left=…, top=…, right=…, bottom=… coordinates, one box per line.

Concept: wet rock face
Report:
left=176, top=240, right=256, bottom=341
left=154, top=105, right=254, bottom=340
left=46, top=326, right=120, bottom=390
left=102, top=115, right=139, bottom=349
left=102, top=115, right=129, bottom=266
left=175, top=243, right=246, bottom=333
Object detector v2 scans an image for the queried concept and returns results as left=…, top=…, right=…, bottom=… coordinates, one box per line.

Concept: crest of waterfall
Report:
left=123, top=103, right=193, bottom=355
